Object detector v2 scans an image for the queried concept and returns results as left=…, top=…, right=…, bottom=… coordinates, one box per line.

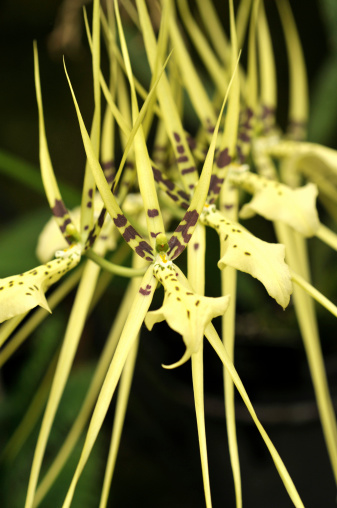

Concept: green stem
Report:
left=316, top=223, right=337, bottom=251
left=85, top=249, right=149, bottom=277
left=291, top=269, right=337, bottom=318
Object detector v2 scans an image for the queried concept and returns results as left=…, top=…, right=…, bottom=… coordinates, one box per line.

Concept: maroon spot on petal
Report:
left=123, top=226, right=142, bottom=242
left=187, top=135, right=197, bottom=150
left=147, top=209, right=159, bottom=218
left=166, top=191, right=179, bottom=202
left=181, top=202, right=189, bottom=210
left=216, top=148, right=231, bottom=169
left=135, top=241, right=154, bottom=259
left=176, top=155, right=189, bottom=163
left=173, top=132, right=181, bottom=142
left=139, top=285, right=152, bottom=295
left=167, top=236, right=184, bottom=259
left=105, top=171, right=115, bottom=184
left=113, top=214, right=127, bottom=228
left=98, top=208, right=106, bottom=228
left=194, top=243, right=199, bottom=250
left=238, top=132, right=251, bottom=143
left=101, top=159, right=115, bottom=170
left=177, top=144, right=185, bottom=154
left=177, top=210, right=199, bottom=243
left=87, top=201, right=92, bottom=208
left=86, top=227, right=97, bottom=247
left=152, top=167, right=175, bottom=190
left=181, top=166, right=196, bottom=175
left=224, top=203, right=234, bottom=210
left=208, top=174, right=224, bottom=195
left=52, top=199, right=68, bottom=218
left=59, top=218, right=71, bottom=233
left=88, top=188, right=93, bottom=198
left=177, top=190, right=190, bottom=201
left=151, top=232, right=160, bottom=238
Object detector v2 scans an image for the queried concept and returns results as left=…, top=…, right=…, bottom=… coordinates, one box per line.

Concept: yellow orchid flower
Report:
left=145, top=254, right=230, bottom=368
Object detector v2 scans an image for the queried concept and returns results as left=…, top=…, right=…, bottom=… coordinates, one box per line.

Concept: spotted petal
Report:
left=0, top=245, right=81, bottom=323
left=145, top=261, right=230, bottom=368
left=201, top=208, right=292, bottom=308
left=230, top=171, right=320, bottom=237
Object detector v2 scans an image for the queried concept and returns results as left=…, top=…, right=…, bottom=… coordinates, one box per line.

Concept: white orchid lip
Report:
left=55, top=243, right=83, bottom=259
left=202, top=203, right=216, bottom=216
left=154, top=252, right=173, bottom=270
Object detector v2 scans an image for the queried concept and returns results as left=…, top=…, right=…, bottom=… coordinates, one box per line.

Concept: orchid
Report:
left=1, top=1, right=337, bottom=507
left=145, top=256, right=230, bottom=368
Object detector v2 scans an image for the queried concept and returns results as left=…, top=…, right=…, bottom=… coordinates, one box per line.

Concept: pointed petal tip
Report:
left=161, top=348, right=192, bottom=370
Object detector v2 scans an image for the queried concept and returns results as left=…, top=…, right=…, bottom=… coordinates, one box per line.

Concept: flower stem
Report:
left=85, top=249, right=148, bottom=277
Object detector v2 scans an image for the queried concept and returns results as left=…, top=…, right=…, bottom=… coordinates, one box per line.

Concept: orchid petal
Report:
left=201, top=208, right=292, bottom=308
left=145, top=261, right=230, bottom=368
left=230, top=170, right=320, bottom=237
left=0, top=246, right=81, bottom=323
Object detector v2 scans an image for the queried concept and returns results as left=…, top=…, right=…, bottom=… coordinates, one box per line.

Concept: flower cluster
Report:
left=1, top=1, right=337, bottom=507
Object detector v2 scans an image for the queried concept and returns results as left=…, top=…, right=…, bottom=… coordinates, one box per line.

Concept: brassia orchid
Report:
left=1, top=0, right=337, bottom=506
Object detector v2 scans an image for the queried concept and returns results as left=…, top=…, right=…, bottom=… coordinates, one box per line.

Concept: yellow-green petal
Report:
left=146, top=261, right=230, bottom=368
left=201, top=208, right=292, bottom=308
left=0, top=246, right=81, bottom=323
left=229, top=170, right=320, bottom=237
